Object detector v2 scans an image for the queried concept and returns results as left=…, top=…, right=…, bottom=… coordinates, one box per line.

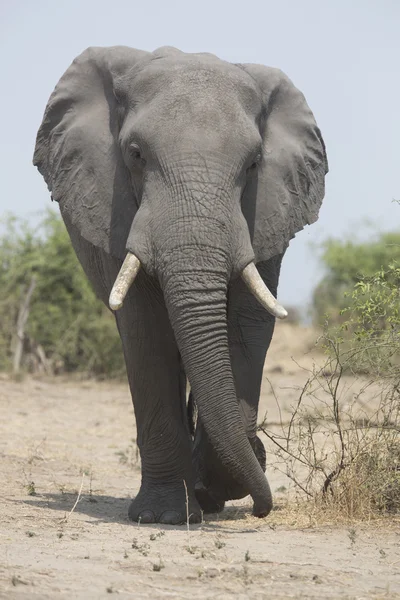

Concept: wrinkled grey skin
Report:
left=34, top=46, right=327, bottom=524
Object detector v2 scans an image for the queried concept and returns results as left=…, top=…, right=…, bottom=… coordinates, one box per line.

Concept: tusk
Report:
left=109, top=253, right=141, bottom=311
left=241, top=263, right=288, bottom=320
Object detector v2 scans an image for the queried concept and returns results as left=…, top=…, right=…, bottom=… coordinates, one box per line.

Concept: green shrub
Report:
left=0, top=211, right=124, bottom=376
left=339, top=263, right=400, bottom=377
left=313, top=232, right=400, bottom=326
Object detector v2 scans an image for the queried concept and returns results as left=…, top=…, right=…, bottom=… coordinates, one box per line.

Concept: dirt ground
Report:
left=1, top=323, right=399, bottom=599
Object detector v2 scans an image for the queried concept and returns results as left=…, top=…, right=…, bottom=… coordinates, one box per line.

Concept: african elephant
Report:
left=33, top=45, right=327, bottom=524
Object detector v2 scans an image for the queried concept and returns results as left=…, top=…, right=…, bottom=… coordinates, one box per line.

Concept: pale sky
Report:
left=1, top=0, right=399, bottom=311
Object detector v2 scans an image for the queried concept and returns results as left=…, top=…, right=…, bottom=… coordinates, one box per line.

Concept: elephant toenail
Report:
left=138, top=510, right=156, bottom=524
left=159, top=510, right=182, bottom=525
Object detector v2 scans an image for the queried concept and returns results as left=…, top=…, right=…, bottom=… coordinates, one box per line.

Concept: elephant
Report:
left=33, top=45, right=328, bottom=525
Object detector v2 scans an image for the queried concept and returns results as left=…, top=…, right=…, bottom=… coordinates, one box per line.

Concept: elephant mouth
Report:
left=109, top=251, right=288, bottom=319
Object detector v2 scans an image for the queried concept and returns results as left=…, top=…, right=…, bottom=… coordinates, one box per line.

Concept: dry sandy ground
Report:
left=1, top=324, right=399, bottom=599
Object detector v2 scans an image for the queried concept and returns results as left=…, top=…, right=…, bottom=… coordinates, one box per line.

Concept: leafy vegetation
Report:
left=0, top=211, right=124, bottom=376
left=339, top=262, right=400, bottom=377
left=312, top=231, right=400, bottom=326
left=262, top=253, right=400, bottom=518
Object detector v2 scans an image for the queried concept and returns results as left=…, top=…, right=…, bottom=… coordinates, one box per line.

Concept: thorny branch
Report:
left=258, top=338, right=400, bottom=512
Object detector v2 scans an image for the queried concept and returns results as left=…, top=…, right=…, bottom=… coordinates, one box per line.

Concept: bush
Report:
left=0, top=211, right=124, bottom=376
left=340, top=263, right=400, bottom=377
left=313, top=231, right=400, bottom=326
left=261, top=261, right=400, bottom=519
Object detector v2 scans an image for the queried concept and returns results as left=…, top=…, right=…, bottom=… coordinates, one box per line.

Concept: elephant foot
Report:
left=129, top=481, right=202, bottom=525
left=195, top=482, right=225, bottom=514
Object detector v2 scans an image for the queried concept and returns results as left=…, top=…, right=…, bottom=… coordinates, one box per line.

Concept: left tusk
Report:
left=109, top=253, right=141, bottom=311
left=241, top=262, right=288, bottom=320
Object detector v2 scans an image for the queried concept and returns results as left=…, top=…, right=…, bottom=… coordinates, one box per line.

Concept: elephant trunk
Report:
left=159, top=249, right=272, bottom=517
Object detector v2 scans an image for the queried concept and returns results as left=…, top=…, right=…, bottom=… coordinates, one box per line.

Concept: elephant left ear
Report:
left=238, top=64, right=328, bottom=262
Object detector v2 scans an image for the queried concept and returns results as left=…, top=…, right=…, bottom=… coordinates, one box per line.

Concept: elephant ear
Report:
left=239, top=64, right=328, bottom=263
left=33, top=46, right=148, bottom=259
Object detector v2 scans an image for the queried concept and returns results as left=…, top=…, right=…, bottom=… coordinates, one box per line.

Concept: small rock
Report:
left=205, top=567, right=219, bottom=578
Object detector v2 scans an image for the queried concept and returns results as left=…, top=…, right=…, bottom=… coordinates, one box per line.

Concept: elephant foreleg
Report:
left=63, top=222, right=201, bottom=524
left=115, top=274, right=202, bottom=524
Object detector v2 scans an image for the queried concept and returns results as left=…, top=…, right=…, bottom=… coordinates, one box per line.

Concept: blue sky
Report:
left=1, top=0, right=399, bottom=310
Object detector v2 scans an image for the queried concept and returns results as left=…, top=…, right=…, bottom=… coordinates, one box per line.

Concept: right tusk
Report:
left=241, top=262, right=288, bottom=320
left=109, top=253, right=141, bottom=311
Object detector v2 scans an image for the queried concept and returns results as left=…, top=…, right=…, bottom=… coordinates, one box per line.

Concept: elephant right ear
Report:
left=33, top=46, right=148, bottom=259
left=238, top=64, right=328, bottom=263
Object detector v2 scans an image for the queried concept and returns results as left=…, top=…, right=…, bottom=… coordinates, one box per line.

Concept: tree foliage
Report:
left=337, top=262, right=400, bottom=377
left=313, top=231, right=400, bottom=326
left=0, top=211, right=124, bottom=375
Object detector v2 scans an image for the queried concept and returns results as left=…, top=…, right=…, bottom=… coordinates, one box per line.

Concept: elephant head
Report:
left=34, top=46, right=327, bottom=517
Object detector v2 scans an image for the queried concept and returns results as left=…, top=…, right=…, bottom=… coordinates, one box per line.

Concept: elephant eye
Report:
left=248, top=152, right=262, bottom=172
left=129, top=142, right=145, bottom=165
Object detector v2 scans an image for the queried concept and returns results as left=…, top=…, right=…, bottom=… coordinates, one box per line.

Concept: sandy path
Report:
left=1, top=327, right=399, bottom=598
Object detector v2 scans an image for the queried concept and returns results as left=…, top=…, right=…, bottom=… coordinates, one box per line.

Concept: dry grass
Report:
left=203, top=498, right=400, bottom=532
left=258, top=334, right=400, bottom=526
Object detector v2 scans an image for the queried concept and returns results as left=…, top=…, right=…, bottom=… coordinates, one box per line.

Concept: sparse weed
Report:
left=131, top=538, right=150, bottom=556
left=149, top=530, right=165, bottom=541
left=87, top=472, right=97, bottom=503
left=152, top=555, right=165, bottom=571
left=26, top=481, right=36, bottom=496
left=348, top=528, right=357, bottom=546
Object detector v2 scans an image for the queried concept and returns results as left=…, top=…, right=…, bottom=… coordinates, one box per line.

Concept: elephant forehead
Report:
left=121, top=55, right=262, bottom=114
